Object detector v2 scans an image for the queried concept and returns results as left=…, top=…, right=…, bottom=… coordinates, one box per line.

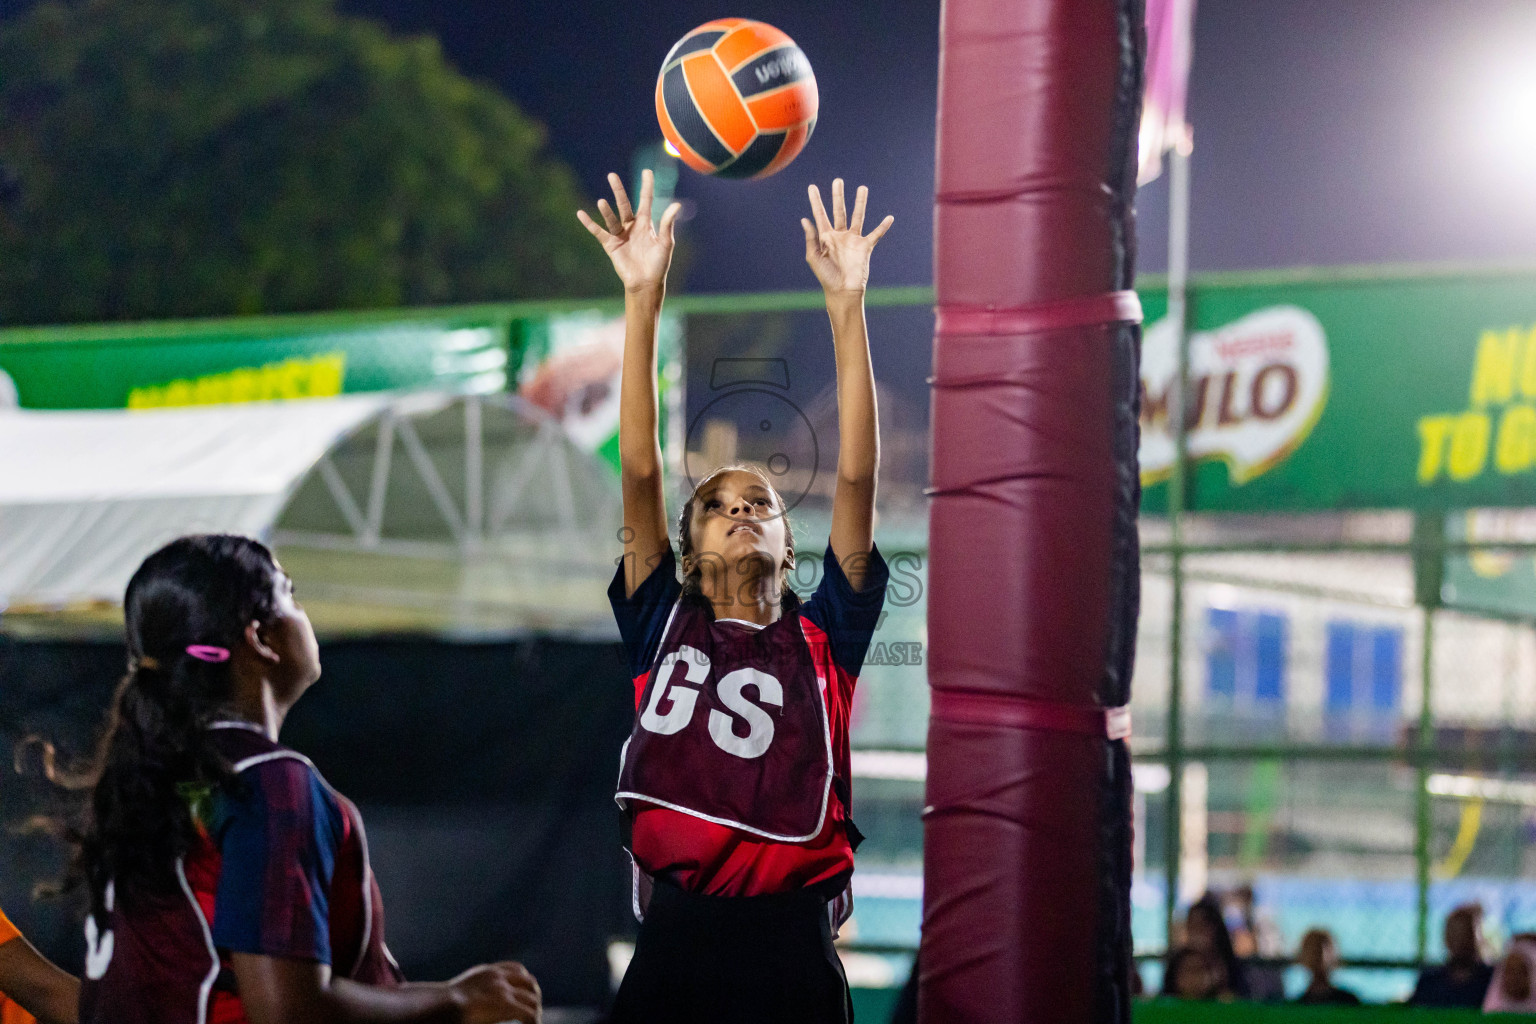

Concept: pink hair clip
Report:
left=186, top=645, right=231, bottom=663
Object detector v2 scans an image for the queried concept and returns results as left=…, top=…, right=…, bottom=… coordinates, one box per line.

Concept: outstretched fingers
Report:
left=637, top=168, right=655, bottom=223
left=807, top=184, right=833, bottom=236
left=576, top=208, right=613, bottom=244
left=801, top=217, right=820, bottom=261
left=866, top=214, right=895, bottom=246
left=813, top=180, right=882, bottom=238
left=850, top=185, right=869, bottom=234
left=658, top=201, right=682, bottom=244
left=596, top=198, right=622, bottom=234
left=608, top=172, right=635, bottom=225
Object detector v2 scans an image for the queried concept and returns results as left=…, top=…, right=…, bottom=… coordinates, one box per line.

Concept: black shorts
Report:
left=608, top=878, right=853, bottom=1024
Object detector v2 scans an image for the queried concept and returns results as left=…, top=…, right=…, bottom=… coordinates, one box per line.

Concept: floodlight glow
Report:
left=1490, top=79, right=1536, bottom=160
left=1132, top=763, right=1172, bottom=794
left=1474, top=61, right=1536, bottom=172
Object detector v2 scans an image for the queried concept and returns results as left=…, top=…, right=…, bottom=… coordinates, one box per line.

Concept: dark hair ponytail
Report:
left=32, top=535, right=280, bottom=922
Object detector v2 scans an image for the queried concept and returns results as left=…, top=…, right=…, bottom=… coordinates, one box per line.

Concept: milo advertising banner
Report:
left=0, top=317, right=512, bottom=410
left=1138, top=268, right=1536, bottom=513
left=0, top=306, right=681, bottom=475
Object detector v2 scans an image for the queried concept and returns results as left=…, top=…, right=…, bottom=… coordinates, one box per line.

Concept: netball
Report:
left=655, top=18, right=818, bottom=180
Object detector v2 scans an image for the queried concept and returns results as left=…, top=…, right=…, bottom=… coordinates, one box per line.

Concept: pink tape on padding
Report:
left=931, top=689, right=1131, bottom=740
left=936, top=290, right=1143, bottom=337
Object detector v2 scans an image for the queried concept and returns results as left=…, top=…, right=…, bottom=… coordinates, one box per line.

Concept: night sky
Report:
left=335, top=0, right=940, bottom=294
left=2, top=0, right=1531, bottom=289
left=335, top=0, right=1536, bottom=294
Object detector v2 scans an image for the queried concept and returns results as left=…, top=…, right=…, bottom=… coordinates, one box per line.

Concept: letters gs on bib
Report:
left=640, top=645, right=783, bottom=759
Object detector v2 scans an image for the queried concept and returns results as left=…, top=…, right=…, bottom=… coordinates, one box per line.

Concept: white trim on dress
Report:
left=347, top=796, right=376, bottom=977
left=175, top=858, right=220, bottom=1024
left=230, top=749, right=319, bottom=776
left=222, top=746, right=384, bottom=976
left=208, top=720, right=267, bottom=735
left=223, top=745, right=382, bottom=977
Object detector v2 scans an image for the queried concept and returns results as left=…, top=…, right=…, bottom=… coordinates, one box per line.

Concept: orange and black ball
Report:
left=656, top=19, right=819, bottom=180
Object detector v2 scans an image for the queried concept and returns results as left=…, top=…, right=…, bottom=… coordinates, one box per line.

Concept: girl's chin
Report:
left=721, top=537, right=773, bottom=559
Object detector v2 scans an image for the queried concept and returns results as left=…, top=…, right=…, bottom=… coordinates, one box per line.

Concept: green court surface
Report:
left=1132, top=1004, right=1529, bottom=1023
left=847, top=992, right=1536, bottom=1023
left=850, top=987, right=902, bottom=1020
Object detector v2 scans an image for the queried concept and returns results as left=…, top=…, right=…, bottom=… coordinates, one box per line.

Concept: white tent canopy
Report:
left=0, top=392, right=622, bottom=636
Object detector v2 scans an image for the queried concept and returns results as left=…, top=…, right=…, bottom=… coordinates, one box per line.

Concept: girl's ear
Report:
left=244, top=620, right=280, bottom=666
left=784, top=548, right=795, bottom=572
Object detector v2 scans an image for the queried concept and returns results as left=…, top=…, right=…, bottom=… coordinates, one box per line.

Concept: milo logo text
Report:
left=1140, top=306, right=1330, bottom=486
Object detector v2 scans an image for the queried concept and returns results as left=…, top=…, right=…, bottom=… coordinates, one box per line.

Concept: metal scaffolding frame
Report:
left=273, top=391, right=596, bottom=559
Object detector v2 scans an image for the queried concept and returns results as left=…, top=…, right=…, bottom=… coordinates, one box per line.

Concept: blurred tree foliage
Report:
left=0, top=0, right=613, bottom=324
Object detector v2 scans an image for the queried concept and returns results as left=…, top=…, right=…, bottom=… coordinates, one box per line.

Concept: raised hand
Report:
left=577, top=169, right=682, bottom=294
left=802, top=178, right=894, bottom=295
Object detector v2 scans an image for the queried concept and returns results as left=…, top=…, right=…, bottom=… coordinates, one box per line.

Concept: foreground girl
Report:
left=579, top=171, right=892, bottom=1023
left=47, top=535, right=539, bottom=1024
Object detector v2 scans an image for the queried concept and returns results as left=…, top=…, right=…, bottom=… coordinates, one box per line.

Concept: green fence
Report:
left=9, top=262, right=1536, bottom=1005
left=848, top=992, right=1536, bottom=1021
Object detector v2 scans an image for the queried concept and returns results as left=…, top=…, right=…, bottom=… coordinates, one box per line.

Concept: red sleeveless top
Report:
left=610, top=544, right=887, bottom=903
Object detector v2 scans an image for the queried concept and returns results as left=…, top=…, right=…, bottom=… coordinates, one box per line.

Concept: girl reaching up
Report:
left=579, top=171, right=893, bottom=1024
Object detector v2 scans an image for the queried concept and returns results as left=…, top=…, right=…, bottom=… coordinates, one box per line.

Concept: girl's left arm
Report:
left=802, top=179, right=893, bottom=591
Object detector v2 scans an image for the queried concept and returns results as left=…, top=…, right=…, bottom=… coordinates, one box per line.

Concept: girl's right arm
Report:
left=577, top=170, right=681, bottom=597
left=232, top=955, right=540, bottom=1024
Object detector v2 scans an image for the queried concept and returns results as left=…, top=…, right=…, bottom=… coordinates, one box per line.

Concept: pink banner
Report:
left=1139, top=0, right=1197, bottom=184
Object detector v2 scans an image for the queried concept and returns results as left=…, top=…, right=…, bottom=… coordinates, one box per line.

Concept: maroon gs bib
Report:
left=617, top=599, right=833, bottom=841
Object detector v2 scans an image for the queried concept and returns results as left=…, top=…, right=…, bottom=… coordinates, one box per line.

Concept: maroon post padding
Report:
left=921, top=0, right=1144, bottom=1021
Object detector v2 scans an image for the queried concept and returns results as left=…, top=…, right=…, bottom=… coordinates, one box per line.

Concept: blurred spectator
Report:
left=1226, top=885, right=1286, bottom=1000
left=1226, top=884, right=1283, bottom=958
left=1409, top=904, right=1494, bottom=1008
left=1484, top=934, right=1536, bottom=1014
left=1162, top=947, right=1225, bottom=1000
left=1184, top=895, right=1250, bottom=999
left=1294, top=928, right=1361, bottom=1006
